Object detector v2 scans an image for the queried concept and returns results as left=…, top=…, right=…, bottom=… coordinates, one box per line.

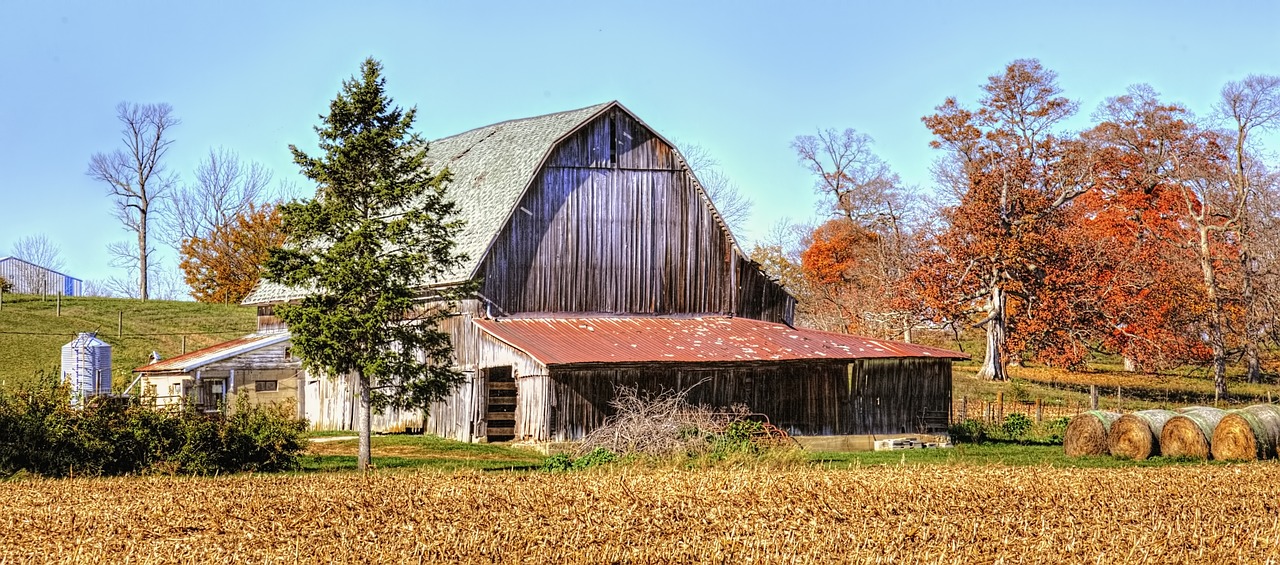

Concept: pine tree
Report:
left=264, top=58, right=468, bottom=470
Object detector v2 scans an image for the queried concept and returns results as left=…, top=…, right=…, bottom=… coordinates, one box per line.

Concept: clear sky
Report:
left=2, top=1, right=1278, bottom=294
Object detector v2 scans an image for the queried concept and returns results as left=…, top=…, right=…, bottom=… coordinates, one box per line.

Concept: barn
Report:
left=144, top=101, right=965, bottom=443
left=0, top=256, right=83, bottom=296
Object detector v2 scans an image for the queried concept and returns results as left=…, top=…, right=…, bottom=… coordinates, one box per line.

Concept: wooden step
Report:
left=487, top=426, right=515, bottom=436
left=488, top=396, right=516, bottom=406
left=488, top=382, right=517, bottom=391
left=487, top=411, right=516, bottom=422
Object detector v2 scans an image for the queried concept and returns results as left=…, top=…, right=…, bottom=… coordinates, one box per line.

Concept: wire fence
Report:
left=952, top=395, right=1086, bottom=424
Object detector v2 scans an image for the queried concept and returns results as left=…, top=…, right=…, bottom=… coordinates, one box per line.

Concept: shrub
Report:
left=0, top=386, right=308, bottom=478
left=948, top=418, right=987, bottom=444
left=1002, top=413, right=1034, bottom=440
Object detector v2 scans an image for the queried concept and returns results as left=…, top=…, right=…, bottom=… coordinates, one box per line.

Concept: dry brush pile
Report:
left=4, top=465, right=1280, bottom=564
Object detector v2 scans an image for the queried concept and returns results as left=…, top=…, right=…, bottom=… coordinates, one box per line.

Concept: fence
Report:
left=952, top=393, right=1086, bottom=425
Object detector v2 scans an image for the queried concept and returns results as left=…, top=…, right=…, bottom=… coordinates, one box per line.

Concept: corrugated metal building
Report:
left=161, top=101, right=965, bottom=441
left=0, top=257, right=82, bottom=296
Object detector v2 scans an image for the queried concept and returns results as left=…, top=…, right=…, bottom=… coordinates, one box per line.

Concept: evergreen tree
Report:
left=264, top=58, right=468, bottom=469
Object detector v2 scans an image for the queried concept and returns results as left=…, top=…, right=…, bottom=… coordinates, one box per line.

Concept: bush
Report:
left=0, top=386, right=308, bottom=478
left=948, top=418, right=987, bottom=444
left=1002, top=413, right=1034, bottom=440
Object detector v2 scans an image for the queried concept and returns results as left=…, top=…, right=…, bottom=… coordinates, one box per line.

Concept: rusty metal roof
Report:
left=133, top=332, right=291, bottom=373
left=473, top=317, right=968, bottom=366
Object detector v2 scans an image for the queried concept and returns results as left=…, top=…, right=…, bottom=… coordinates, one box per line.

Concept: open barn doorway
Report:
left=484, top=366, right=517, bottom=441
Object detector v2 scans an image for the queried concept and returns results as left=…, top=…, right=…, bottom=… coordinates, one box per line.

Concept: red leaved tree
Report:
left=913, top=59, right=1090, bottom=380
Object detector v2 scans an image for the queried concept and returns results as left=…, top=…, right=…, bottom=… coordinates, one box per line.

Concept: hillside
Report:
left=0, top=293, right=257, bottom=390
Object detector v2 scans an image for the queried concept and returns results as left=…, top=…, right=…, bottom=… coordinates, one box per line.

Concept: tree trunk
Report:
left=358, top=372, right=372, bottom=470
left=1198, top=227, right=1228, bottom=400
left=1123, top=355, right=1138, bottom=373
left=1240, top=242, right=1261, bottom=384
left=138, top=210, right=149, bottom=301
left=977, top=284, right=1009, bottom=381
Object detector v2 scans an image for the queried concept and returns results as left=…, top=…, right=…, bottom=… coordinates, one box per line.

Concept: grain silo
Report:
left=61, top=332, right=112, bottom=403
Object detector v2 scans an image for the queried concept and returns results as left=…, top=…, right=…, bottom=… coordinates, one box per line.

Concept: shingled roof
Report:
left=242, top=102, right=614, bottom=305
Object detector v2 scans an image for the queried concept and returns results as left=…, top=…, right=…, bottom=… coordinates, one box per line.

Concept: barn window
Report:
left=255, top=380, right=278, bottom=392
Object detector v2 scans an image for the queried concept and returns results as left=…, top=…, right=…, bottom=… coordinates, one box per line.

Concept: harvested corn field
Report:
left=4, top=466, right=1280, bottom=564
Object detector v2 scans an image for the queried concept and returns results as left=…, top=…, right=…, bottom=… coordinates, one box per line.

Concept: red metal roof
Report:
left=473, top=317, right=968, bottom=366
left=133, top=332, right=291, bottom=373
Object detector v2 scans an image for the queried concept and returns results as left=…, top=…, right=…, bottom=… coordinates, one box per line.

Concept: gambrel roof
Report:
left=245, top=101, right=691, bottom=305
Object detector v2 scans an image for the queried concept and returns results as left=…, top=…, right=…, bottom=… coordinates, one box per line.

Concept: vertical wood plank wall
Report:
left=479, top=108, right=793, bottom=323
left=542, top=359, right=952, bottom=441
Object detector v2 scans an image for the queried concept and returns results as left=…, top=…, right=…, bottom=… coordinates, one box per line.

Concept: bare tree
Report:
left=1215, top=75, right=1280, bottom=383
left=166, top=147, right=273, bottom=249
left=677, top=142, right=754, bottom=237
left=87, top=102, right=179, bottom=301
left=80, top=279, right=113, bottom=297
left=10, top=234, right=65, bottom=297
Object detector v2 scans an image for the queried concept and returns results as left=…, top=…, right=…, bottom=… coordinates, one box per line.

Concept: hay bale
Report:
left=1107, top=409, right=1177, bottom=460
left=1211, top=404, right=1280, bottom=461
left=1159, top=406, right=1226, bottom=460
left=1064, top=411, right=1120, bottom=457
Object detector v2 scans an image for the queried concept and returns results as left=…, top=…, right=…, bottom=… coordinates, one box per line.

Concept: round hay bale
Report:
left=1159, top=406, right=1226, bottom=460
left=1211, top=404, right=1280, bottom=461
left=1064, top=411, right=1120, bottom=457
left=1107, top=409, right=1177, bottom=460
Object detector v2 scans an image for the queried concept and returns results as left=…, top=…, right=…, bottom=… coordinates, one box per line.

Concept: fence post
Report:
left=1090, top=385, right=1099, bottom=410
left=1035, top=398, right=1043, bottom=423
left=996, top=391, right=1004, bottom=423
left=118, top=311, right=123, bottom=338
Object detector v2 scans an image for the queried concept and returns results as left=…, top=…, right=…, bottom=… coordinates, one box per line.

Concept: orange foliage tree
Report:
left=179, top=203, right=286, bottom=303
left=912, top=60, right=1090, bottom=380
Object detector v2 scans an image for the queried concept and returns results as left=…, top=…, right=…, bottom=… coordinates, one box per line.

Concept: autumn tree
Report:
left=915, top=60, right=1090, bottom=380
left=791, top=129, right=919, bottom=338
left=1080, top=85, right=1216, bottom=371
left=263, top=58, right=468, bottom=470
left=87, top=102, right=179, bottom=301
left=180, top=203, right=286, bottom=303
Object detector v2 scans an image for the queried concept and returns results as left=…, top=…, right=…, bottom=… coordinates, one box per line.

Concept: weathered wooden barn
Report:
left=182, top=101, right=964, bottom=442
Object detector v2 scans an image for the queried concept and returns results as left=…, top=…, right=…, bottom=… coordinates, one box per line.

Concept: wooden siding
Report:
left=304, top=370, right=425, bottom=433
left=427, top=303, right=550, bottom=442
left=540, top=359, right=952, bottom=441
left=478, top=108, right=793, bottom=323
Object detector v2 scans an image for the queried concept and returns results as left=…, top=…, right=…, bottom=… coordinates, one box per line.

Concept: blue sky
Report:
left=2, top=1, right=1279, bottom=294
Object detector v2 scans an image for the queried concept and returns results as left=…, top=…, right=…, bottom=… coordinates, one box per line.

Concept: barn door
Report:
left=484, top=366, right=517, bottom=442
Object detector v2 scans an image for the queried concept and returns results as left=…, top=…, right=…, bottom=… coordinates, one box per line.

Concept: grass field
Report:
left=303, top=434, right=1223, bottom=472
left=4, top=463, right=1277, bottom=563
left=0, top=293, right=256, bottom=389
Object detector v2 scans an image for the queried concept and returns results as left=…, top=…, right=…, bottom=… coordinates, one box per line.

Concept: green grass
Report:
left=806, top=443, right=1228, bottom=468
left=0, top=293, right=256, bottom=390
left=301, top=434, right=547, bottom=473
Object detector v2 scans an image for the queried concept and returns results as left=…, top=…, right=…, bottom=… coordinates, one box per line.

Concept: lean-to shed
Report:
left=218, top=101, right=966, bottom=441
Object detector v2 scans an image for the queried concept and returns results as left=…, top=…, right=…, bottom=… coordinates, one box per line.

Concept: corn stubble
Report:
left=3, top=466, right=1279, bottom=564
